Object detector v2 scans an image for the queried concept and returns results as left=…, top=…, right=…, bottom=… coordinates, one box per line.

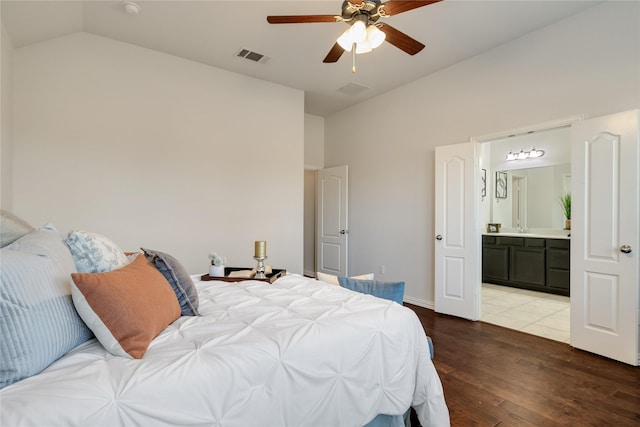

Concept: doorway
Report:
left=303, top=165, right=350, bottom=279
left=303, top=169, right=317, bottom=278
left=479, top=125, right=572, bottom=343
left=511, top=175, right=526, bottom=230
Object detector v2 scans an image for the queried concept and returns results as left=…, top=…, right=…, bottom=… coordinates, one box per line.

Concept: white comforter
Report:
left=0, top=274, right=449, bottom=426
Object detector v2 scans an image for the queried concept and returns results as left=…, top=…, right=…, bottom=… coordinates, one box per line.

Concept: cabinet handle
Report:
left=620, top=245, right=632, bottom=254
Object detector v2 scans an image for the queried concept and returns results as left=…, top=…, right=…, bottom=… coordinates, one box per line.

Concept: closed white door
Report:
left=316, top=165, right=348, bottom=277
left=435, top=143, right=480, bottom=320
left=571, top=110, right=639, bottom=366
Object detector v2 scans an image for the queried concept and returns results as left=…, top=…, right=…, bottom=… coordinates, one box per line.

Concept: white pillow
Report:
left=64, top=230, right=129, bottom=273
left=316, top=272, right=374, bottom=285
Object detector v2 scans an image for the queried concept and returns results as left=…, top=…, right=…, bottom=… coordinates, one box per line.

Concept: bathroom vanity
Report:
left=482, top=233, right=570, bottom=296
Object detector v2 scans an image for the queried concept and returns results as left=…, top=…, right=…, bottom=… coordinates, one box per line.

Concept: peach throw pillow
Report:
left=71, top=254, right=180, bottom=359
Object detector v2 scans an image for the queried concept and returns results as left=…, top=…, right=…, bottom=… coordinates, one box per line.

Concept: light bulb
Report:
left=367, top=25, right=386, bottom=49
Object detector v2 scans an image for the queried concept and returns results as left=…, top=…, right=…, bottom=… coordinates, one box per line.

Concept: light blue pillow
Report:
left=141, top=248, right=199, bottom=316
left=0, top=226, right=93, bottom=389
left=64, top=230, right=129, bottom=273
left=337, top=277, right=405, bottom=305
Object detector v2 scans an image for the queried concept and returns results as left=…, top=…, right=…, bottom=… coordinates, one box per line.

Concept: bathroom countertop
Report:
left=483, top=231, right=571, bottom=239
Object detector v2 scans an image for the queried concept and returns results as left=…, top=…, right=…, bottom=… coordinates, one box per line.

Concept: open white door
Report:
left=435, top=142, right=480, bottom=320
left=316, top=166, right=348, bottom=277
left=571, top=110, right=639, bottom=366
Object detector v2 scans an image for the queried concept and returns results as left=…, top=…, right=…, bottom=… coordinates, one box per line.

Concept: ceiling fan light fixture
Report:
left=337, top=22, right=385, bottom=54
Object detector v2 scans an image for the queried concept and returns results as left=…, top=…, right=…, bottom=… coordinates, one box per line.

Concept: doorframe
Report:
left=470, top=115, right=583, bottom=318
left=303, top=167, right=319, bottom=278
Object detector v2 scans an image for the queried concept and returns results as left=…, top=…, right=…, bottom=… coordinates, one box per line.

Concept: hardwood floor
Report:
left=406, top=304, right=640, bottom=426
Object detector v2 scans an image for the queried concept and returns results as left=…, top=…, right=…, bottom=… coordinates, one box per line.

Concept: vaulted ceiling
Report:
left=1, top=1, right=600, bottom=116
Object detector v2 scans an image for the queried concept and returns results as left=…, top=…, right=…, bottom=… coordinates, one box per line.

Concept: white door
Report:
left=571, top=110, right=639, bottom=366
left=316, top=166, right=348, bottom=276
left=435, top=143, right=480, bottom=320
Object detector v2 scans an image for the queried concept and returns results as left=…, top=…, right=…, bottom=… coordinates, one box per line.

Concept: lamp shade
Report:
left=337, top=28, right=354, bottom=51
left=355, top=40, right=372, bottom=54
left=350, top=20, right=367, bottom=43
left=367, top=25, right=386, bottom=49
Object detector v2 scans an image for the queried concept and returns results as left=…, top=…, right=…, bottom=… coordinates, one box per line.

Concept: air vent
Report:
left=338, top=82, right=369, bottom=96
left=236, top=48, right=271, bottom=64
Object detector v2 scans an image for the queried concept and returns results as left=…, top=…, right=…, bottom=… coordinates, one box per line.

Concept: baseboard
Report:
left=403, top=296, right=435, bottom=310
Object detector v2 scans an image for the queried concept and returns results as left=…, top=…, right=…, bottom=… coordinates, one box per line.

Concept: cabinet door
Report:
left=510, top=247, right=545, bottom=286
left=482, top=245, right=509, bottom=281
left=546, top=239, right=570, bottom=292
left=547, top=268, right=569, bottom=291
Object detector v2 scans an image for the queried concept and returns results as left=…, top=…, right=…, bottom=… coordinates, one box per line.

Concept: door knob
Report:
left=620, top=245, right=632, bottom=254
left=436, top=234, right=443, bottom=240
left=340, top=229, right=348, bottom=235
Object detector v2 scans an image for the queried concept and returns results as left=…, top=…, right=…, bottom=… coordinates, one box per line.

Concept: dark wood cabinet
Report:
left=482, top=235, right=570, bottom=296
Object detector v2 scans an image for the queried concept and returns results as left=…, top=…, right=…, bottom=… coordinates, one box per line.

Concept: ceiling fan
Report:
left=267, top=0, right=442, bottom=66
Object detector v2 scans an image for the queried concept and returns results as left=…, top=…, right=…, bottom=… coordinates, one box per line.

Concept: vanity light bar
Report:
left=506, top=147, right=545, bottom=161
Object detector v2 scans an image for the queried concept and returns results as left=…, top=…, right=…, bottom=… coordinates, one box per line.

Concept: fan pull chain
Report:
left=352, top=42, right=357, bottom=74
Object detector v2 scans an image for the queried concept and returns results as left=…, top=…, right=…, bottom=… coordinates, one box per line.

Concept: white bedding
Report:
left=0, top=274, right=449, bottom=426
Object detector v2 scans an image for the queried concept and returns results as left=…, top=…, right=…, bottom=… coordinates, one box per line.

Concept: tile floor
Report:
left=481, top=283, right=570, bottom=343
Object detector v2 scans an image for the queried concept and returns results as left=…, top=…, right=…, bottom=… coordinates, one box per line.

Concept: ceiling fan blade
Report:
left=378, top=23, right=425, bottom=55
left=381, top=0, right=442, bottom=16
left=267, top=15, right=338, bottom=24
left=323, top=42, right=345, bottom=63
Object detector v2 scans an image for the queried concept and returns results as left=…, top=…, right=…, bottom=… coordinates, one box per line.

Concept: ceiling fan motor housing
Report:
left=341, top=0, right=383, bottom=25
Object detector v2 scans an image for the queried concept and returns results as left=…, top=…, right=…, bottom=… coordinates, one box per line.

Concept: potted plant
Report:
left=559, top=193, right=571, bottom=230
left=208, top=252, right=227, bottom=277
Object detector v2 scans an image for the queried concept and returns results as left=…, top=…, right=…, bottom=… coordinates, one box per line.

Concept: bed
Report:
left=0, top=214, right=449, bottom=426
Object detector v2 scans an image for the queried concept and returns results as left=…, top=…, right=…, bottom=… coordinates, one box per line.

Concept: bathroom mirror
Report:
left=492, top=163, right=571, bottom=230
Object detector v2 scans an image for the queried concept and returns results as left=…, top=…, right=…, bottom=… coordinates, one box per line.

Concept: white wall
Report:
left=324, top=2, right=640, bottom=306
left=304, top=114, right=324, bottom=169
left=12, top=32, right=304, bottom=275
left=1, top=24, right=13, bottom=211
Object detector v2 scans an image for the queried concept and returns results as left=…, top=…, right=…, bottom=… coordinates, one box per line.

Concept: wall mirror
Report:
left=492, top=163, right=571, bottom=229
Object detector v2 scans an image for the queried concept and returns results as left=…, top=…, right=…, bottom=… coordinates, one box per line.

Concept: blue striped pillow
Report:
left=0, top=226, right=93, bottom=389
